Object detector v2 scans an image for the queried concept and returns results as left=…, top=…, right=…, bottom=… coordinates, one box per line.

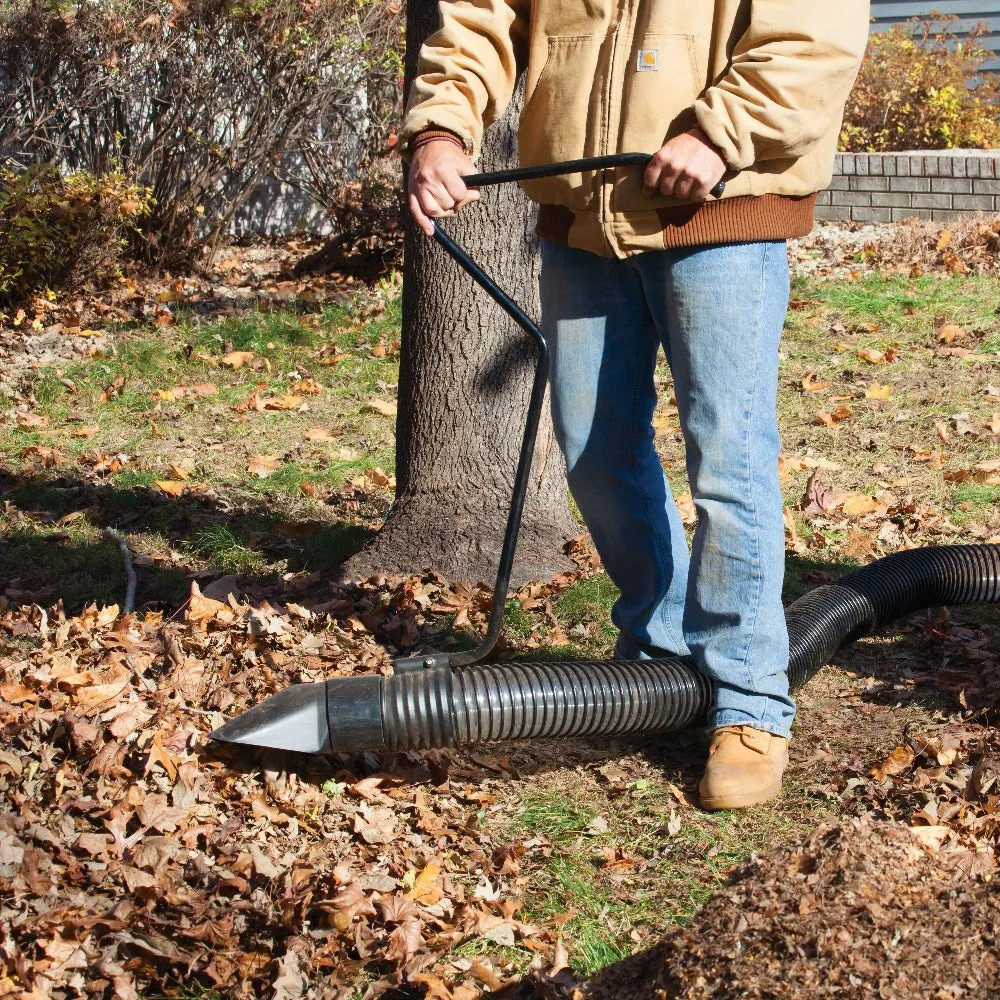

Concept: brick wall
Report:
left=817, top=151, right=1000, bottom=223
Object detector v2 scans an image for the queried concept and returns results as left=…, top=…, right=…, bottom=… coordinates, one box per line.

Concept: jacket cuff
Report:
left=407, top=128, right=468, bottom=157
left=693, top=99, right=750, bottom=172
left=400, top=111, right=479, bottom=161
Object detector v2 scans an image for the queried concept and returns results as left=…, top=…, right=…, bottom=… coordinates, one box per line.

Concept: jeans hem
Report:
left=710, top=709, right=792, bottom=741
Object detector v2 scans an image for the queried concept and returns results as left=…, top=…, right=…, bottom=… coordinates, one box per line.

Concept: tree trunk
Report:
left=340, top=0, right=578, bottom=586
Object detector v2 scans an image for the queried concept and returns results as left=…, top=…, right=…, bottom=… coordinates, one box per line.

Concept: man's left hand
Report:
left=643, top=127, right=727, bottom=201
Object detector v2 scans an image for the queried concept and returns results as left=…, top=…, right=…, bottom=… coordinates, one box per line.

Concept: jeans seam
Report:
left=736, top=241, right=770, bottom=725
left=629, top=320, right=686, bottom=656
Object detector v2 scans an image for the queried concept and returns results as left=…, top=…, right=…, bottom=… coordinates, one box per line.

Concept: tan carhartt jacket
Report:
left=401, top=0, right=870, bottom=257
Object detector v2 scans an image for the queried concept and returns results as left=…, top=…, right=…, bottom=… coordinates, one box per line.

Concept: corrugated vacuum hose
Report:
left=211, top=544, right=1000, bottom=753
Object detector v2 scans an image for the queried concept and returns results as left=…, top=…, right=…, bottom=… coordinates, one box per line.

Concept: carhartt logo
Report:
left=637, top=49, right=658, bottom=72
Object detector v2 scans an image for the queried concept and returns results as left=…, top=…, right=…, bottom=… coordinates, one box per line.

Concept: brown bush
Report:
left=841, top=16, right=1000, bottom=152
left=0, top=0, right=403, bottom=265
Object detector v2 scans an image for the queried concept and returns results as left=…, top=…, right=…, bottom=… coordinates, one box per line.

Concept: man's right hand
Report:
left=407, top=139, right=480, bottom=236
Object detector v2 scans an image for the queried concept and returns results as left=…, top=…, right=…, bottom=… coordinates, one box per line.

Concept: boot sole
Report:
left=698, top=784, right=782, bottom=811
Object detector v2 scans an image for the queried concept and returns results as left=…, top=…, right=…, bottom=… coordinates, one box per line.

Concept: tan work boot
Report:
left=698, top=725, right=789, bottom=811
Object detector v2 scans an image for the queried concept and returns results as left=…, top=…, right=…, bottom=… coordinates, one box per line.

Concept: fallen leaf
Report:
left=871, top=745, right=915, bottom=780
left=154, top=480, right=187, bottom=497
left=220, top=351, right=255, bottom=369
left=16, top=412, right=48, bottom=429
left=405, top=862, right=443, bottom=906
left=840, top=494, right=884, bottom=517
left=304, top=427, right=334, bottom=442
left=362, top=398, right=397, bottom=417
left=248, top=455, right=283, bottom=478
left=856, top=347, right=898, bottom=364
left=937, top=323, right=966, bottom=344
left=801, top=371, right=830, bottom=393
left=864, top=382, right=894, bottom=400
left=262, top=394, right=302, bottom=411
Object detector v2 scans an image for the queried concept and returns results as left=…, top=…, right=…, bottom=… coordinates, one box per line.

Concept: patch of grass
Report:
left=288, top=522, right=373, bottom=572
left=501, top=766, right=834, bottom=978
left=950, top=482, right=1000, bottom=526
left=554, top=574, right=618, bottom=624
left=2, top=523, right=153, bottom=611
left=190, top=312, right=320, bottom=356
left=553, top=572, right=619, bottom=650
left=504, top=598, right=535, bottom=639
left=518, top=790, right=597, bottom=842
left=189, top=525, right=267, bottom=575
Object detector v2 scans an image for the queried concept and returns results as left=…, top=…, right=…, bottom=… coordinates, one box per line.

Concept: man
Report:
left=400, top=1, right=870, bottom=810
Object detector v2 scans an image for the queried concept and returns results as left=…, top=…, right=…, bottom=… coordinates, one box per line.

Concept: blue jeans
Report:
left=540, top=239, right=794, bottom=738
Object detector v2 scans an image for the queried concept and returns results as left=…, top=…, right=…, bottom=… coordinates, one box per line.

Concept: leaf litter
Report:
left=0, top=545, right=606, bottom=999
left=4, top=226, right=1000, bottom=996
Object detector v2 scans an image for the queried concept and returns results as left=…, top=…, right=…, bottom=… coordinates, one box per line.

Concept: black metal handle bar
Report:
left=464, top=151, right=726, bottom=199
left=412, top=153, right=722, bottom=671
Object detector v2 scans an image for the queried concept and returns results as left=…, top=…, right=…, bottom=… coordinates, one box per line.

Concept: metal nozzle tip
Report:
left=209, top=682, right=330, bottom=753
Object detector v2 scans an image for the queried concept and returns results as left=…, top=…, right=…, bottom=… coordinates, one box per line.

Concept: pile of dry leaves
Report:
left=0, top=560, right=596, bottom=999
left=579, top=815, right=999, bottom=1000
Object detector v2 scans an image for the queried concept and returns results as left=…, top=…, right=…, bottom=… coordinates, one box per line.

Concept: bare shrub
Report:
left=0, top=0, right=404, bottom=265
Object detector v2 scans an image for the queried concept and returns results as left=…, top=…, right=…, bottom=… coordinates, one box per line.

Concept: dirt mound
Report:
left=579, top=818, right=999, bottom=1000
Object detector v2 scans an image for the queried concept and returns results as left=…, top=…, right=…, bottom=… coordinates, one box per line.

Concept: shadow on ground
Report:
left=1, top=465, right=380, bottom=612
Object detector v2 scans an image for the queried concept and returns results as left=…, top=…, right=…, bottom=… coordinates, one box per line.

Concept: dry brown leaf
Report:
left=304, top=427, right=334, bottom=442
left=937, top=323, right=966, bottom=344
left=188, top=580, right=237, bottom=626
left=220, top=350, right=255, bottom=369
left=21, top=444, right=65, bottom=467
left=262, top=394, right=302, bottom=411
left=362, top=398, right=398, bottom=417
left=857, top=348, right=896, bottom=364
left=145, top=734, right=179, bottom=782
left=871, top=745, right=915, bottom=780
left=801, top=371, right=830, bottom=393
left=864, top=382, right=893, bottom=400
left=248, top=455, right=283, bottom=478
left=816, top=406, right=851, bottom=428
left=351, top=467, right=396, bottom=492
left=935, top=421, right=950, bottom=443
left=385, top=917, right=424, bottom=965
left=840, top=494, right=885, bottom=517
left=16, top=412, right=48, bottom=429
left=405, top=862, right=443, bottom=906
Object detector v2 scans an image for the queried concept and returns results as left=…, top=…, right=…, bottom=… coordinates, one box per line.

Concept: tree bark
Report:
left=340, top=0, right=578, bottom=586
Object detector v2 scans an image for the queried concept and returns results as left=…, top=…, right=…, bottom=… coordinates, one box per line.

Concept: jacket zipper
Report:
left=600, top=10, right=626, bottom=251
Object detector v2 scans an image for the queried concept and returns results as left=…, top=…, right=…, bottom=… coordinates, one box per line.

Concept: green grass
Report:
left=189, top=525, right=268, bottom=574
left=500, top=767, right=834, bottom=978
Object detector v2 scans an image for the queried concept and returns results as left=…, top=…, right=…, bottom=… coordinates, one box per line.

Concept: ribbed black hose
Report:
left=367, top=545, right=1000, bottom=752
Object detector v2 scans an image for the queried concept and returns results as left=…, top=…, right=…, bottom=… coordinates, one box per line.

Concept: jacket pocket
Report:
left=613, top=33, right=701, bottom=211
left=518, top=35, right=604, bottom=208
